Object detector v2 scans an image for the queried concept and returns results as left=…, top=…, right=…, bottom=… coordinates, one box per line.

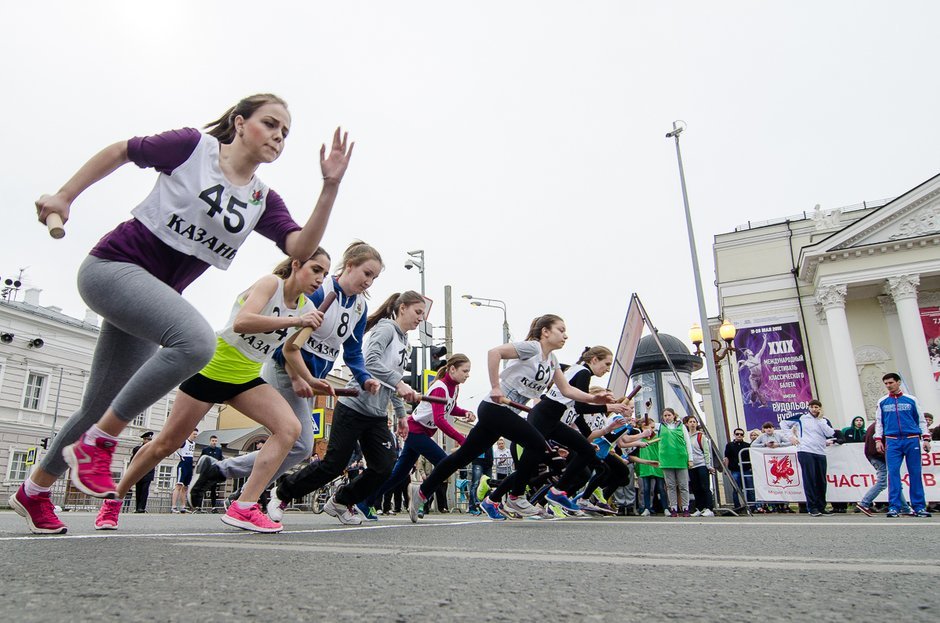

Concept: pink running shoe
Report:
left=63, top=434, right=118, bottom=498
left=9, top=484, right=67, bottom=534
left=221, top=503, right=283, bottom=533
left=95, top=499, right=123, bottom=530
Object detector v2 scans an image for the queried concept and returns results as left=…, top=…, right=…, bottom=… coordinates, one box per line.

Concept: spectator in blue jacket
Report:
left=874, top=373, right=932, bottom=518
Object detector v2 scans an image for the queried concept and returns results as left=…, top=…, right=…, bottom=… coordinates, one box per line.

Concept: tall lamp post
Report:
left=666, top=120, right=728, bottom=451
left=689, top=319, right=739, bottom=436
left=462, top=295, right=510, bottom=344
left=405, top=249, right=426, bottom=375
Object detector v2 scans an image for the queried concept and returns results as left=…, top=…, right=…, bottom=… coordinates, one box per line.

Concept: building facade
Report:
left=0, top=289, right=218, bottom=507
left=704, top=175, right=940, bottom=435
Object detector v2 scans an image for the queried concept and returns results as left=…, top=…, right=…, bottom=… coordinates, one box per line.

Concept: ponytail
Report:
left=576, top=345, right=613, bottom=366
left=365, top=290, right=424, bottom=332
left=435, top=353, right=470, bottom=382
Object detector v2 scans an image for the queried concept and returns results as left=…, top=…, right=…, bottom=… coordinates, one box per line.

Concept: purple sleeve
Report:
left=126, top=128, right=202, bottom=175
left=254, top=188, right=301, bottom=254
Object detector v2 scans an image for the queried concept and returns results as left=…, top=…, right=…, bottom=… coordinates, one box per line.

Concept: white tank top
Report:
left=484, top=340, right=558, bottom=404
left=412, top=379, right=457, bottom=429
left=300, top=277, right=366, bottom=362
left=217, top=278, right=306, bottom=362
left=132, top=133, right=269, bottom=269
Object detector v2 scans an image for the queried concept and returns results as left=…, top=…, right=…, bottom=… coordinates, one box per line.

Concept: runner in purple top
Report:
left=12, top=94, right=354, bottom=535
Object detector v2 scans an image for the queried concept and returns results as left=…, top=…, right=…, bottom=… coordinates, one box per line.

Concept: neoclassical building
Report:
left=705, top=174, right=940, bottom=434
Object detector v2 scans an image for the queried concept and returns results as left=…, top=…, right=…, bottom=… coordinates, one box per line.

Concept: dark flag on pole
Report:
left=608, top=294, right=645, bottom=398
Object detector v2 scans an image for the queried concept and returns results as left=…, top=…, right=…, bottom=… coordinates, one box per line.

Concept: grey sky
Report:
left=4, top=1, right=939, bottom=405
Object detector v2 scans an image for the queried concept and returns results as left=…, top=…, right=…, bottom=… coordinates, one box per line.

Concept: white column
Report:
left=886, top=274, right=940, bottom=416
left=815, top=284, right=867, bottom=423
left=877, top=295, right=911, bottom=382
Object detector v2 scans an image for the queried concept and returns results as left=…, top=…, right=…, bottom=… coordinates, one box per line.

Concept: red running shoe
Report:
left=222, top=503, right=283, bottom=533
left=63, top=434, right=118, bottom=498
left=95, top=499, right=123, bottom=530
left=9, top=484, right=67, bottom=534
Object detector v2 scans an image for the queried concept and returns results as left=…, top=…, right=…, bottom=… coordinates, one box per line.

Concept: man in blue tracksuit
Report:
left=874, top=373, right=932, bottom=518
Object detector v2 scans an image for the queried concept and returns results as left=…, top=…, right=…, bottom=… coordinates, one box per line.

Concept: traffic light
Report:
left=429, top=346, right=448, bottom=372
left=403, top=350, right=420, bottom=390
left=40, top=437, right=49, bottom=450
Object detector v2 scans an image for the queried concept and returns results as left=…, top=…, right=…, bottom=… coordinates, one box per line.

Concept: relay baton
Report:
left=289, top=291, right=337, bottom=347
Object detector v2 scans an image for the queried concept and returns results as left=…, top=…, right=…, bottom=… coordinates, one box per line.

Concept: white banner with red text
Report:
left=749, top=445, right=940, bottom=502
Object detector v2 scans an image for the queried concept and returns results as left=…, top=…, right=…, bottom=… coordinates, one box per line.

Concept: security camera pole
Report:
left=406, top=249, right=427, bottom=378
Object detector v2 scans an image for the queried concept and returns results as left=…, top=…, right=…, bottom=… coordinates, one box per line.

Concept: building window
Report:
left=7, top=449, right=30, bottom=481
left=155, top=465, right=174, bottom=490
left=22, top=372, right=47, bottom=411
left=132, top=408, right=149, bottom=428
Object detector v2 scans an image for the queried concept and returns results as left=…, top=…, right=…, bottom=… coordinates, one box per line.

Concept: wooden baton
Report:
left=499, top=397, right=531, bottom=413
left=46, top=213, right=65, bottom=239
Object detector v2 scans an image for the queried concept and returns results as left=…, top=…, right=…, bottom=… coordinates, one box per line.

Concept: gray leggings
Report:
left=40, top=257, right=216, bottom=477
left=216, top=360, right=315, bottom=484
left=662, top=467, right=690, bottom=510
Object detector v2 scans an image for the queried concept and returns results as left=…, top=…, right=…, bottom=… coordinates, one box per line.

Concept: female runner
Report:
left=409, top=315, right=614, bottom=522
left=485, top=346, right=628, bottom=515
left=269, top=291, right=423, bottom=525
left=186, top=242, right=382, bottom=510
left=95, top=249, right=331, bottom=532
left=356, top=354, right=476, bottom=520
left=13, top=93, right=352, bottom=534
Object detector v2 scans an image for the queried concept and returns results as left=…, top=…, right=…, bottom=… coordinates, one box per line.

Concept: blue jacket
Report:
left=271, top=278, right=370, bottom=385
left=874, top=392, right=929, bottom=440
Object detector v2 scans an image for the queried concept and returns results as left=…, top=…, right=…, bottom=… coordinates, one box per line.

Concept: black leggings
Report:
left=277, top=403, right=396, bottom=506
left=580, top=453, right=630, bottom=500
left=490, top=400, right=603, bottom=501
left=418, top=400, right=549, bottom=499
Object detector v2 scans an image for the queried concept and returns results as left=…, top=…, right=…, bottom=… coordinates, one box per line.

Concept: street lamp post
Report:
left=462, top=295, right=509, bottom=344
left=689, top=318, right=739, bottom=438
left=405, top=249, right=426, bottom=375
left=666, top=121, right=727, bottom=450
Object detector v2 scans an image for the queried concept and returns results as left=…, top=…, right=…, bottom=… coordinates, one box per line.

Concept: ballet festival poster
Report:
left=921, top=307, right=940, bottom=387
left=733, top=320, right=812, bottom=431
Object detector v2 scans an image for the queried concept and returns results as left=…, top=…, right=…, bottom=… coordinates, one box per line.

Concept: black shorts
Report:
left=176, top=460, right=194, bottom=486
left=178, top=373, right=266, bottom=404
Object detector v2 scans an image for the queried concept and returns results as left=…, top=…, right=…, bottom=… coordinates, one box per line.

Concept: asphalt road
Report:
left=1, top=510, right=937, bottom=622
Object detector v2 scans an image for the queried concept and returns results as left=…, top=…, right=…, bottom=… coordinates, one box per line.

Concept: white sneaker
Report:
left=701, top=508, right=715, bottom=517
left=640, top=509, right=651, bottom=517
left=322, top=496, right=363, bottom=525
left=535, top=504, right=555, bottom=519
left=577, top=498, right=605, bottom=514
left=690, top=509, right=702, bottom=517
left=408, top=483, right=423, bottom=523
left=266, top=487, right=288, bottom=523
left=503, top=495, right=540, bottom=517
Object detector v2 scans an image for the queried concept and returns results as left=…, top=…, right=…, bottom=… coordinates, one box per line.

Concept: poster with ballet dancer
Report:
left=921, top=306, right=940, bottom=387
left=733, top=319, right=812, bottom=431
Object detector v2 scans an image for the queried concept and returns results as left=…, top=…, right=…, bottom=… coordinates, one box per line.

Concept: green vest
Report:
left=636, top=433, right=664, bottom=478
left=657, top=423, right=689, bottom=469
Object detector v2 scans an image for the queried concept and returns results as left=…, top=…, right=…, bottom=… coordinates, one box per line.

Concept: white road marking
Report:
left=175, top=539, right=939, bottom=575
left=0, top=518, right=476, bottom=542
